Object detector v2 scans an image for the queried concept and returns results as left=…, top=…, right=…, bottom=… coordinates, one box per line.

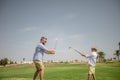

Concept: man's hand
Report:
left=47, top=49, right=56, bottom=54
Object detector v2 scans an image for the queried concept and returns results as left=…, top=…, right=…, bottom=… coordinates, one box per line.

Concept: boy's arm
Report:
left=80, top=53, right=87, bottom=57
left=81, top=53, right=92, bottom=58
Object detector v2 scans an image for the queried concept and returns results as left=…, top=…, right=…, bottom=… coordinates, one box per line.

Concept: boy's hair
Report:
left=91, top=47, right=97, bottom=52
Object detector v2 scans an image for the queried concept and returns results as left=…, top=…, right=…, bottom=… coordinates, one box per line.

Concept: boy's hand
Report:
left=81, top=54, right=86, bottom=57
left=81, top=54, right=84, bottom=56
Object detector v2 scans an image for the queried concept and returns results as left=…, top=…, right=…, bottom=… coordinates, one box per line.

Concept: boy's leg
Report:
left=92, top=66, right=96, bottom=80
left=88, top=65, right=96, bottom=80
left=88, top=65, right=92, bottom=80
left=92, top=74, right=96, bottom=80
left=88, top=74, right=91, bottom=80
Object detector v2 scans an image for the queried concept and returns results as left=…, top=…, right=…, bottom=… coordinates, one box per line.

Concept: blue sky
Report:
left=0, top=0, right=120, bottom=62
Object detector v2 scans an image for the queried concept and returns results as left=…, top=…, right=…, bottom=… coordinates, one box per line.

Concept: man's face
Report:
left=41, top=38, right=47, bottom=45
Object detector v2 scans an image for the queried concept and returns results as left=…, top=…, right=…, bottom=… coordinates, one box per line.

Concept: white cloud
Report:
left=68, top=34, right=80, bottom=39
left=19, top=27, right=38, bottom=32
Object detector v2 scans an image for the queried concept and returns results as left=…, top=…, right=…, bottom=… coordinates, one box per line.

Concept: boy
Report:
left=81, top=47, right=97, bottom=80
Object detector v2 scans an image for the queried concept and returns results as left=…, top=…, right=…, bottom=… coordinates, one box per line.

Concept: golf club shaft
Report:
left=70, top=47, right=82, bottom=54
left=54, top=39, right=58, bottom=49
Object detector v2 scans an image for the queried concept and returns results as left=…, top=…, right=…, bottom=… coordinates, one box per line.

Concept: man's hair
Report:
left=40, top=36, right=47, bottom=41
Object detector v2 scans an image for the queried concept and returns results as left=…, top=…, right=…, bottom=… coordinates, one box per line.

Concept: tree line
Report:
left=97, top=42, right=120, bottom=63
left=114, top=42, right=120, bottom=61
left=0, top=42, right=120, bottom=66
left=0, top=58, right=17, bottom=66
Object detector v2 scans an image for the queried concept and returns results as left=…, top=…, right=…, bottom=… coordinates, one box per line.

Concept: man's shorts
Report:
left=88, top=65, right=95, bottom=74
left=33, top=60, right=44, bottom=70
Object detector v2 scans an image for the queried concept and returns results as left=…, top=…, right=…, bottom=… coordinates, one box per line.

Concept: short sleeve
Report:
left=39, top=43, right=48, bottom=53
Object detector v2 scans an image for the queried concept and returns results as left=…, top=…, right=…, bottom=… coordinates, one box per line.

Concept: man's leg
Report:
left=33, top=61, right=44, bottom=80
left=92, top=74, right=96, bottom=80
left=88, top=74, right=91, bottom=80
left=33, top=70, right=40, bottom=80
left=40, top=69, right=44, bottom=80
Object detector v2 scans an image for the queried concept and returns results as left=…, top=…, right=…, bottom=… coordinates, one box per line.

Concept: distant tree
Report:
left=118, top=42, right=120, bottom=60
left=15, top=61, right=17, bottom=64
left=10, top=60, right=14, bottom=64
left=97, top=51, right=105, bottom=62
left=103, top=59, right=106, bottom=62
left=75, top=59, right=78, bottom=62
left=114, top=50, right=120, bottom=61
left=23, top=58, right=25, bottom=61
left=23, top=58, right=25, bottom=63
left=119, top=42, right=120, bottom=52
left=51, top=60, right=53, bottom=63
left=0, top=58, right=9, bottom=66
left=113, top=57, right=116, bottom=60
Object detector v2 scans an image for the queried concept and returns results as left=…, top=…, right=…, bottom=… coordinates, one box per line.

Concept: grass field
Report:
left=0, top=62, right=120, bottom=80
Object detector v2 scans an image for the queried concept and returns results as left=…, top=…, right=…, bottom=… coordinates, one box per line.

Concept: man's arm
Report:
left=39, top=43, right=55, bottom=54
left=47, top=49, right=55, bottom=54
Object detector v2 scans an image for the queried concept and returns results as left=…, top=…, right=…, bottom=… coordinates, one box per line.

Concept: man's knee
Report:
left=36, top=70, right=40, bottom=73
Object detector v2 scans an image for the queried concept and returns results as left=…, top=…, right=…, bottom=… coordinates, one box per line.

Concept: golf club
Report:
left=69, top=47, right=82, bottom=54
left=54, top=38, right=58, bottom=49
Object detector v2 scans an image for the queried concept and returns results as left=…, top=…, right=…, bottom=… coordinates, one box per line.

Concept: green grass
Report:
left=0, top=62, right=120, bottom=80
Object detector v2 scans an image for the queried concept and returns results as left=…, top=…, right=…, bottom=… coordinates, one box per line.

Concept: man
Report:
left=33, top=36, right=55, bottom=80
left=81, top=47, right=97, bottom=80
